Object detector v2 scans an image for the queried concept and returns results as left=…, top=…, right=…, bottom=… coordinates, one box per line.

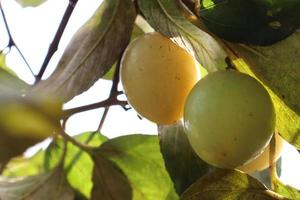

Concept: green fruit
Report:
left=0, top=90, right=63, bottom=164
left=199, top=0, right=295, bottom=45
left=237, top=133, right=285, bottom=173
left=0, top=92, right=63, bottom=140
left=121, top=32, right=200, bottom=125
left=184, top=70, right=275, bottom=168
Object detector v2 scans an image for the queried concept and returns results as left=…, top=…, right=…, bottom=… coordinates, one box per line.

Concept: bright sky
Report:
left=1, top=0, right=300, bottom=190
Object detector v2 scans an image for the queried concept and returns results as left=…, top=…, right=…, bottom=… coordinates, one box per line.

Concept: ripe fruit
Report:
left=199, top=0, right=295, bottom=45
left=184, top=70, right=275, bottom=168
left=238, top=133, right=285, bottom=173
left=120, top=32, right=200, bottom=124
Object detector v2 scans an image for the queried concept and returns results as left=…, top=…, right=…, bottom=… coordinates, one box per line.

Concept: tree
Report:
left=0, top=0, right=299, bottom=199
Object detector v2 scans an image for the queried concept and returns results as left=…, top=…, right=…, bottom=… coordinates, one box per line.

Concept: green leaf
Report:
left=137, top=0, right=227, bottom=72
left=15, top=0, right=46, bottom=7
left=4, top=132, right=107, bottom=199
left=181, top=169, right=287, bottom=200
left=158, top=121, right=214, bottom=195
left=97, top=134, right=178, bottom=200
left=102, top=23, right=145, bottom=80
left=34, top=0, right=136, bottom=102
left=0, top=136, right=41, bottom=171
left=91, top=155, right=132, bottom=200
left=54, top=132, right=107, bottom=198
left=225, top=31, right=300, bottom=148
left=273, top=178, right=300, bottom=199
left=0, top=167, right=74, bottom=200
left=3, top=148, right=53, bottom=177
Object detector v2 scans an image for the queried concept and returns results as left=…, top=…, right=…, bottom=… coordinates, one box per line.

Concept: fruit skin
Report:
left=199, top=0, right=295, bottom=45
left=0, top=92, right=63, bottom=140
left=0, top=90, right=63, bottom=164
left=238, top=133, right=285, bottom=173
left=120, top=32, right=200, bottom=125
left=184, top=70, right=275, bottom=168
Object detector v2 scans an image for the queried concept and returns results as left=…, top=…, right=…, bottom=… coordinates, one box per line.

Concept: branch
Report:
left=63, top=98, right=128, bottom=119
left=35, top=0, right=78, bottom=84
left=0, top=2, right=35, bottom=78
left=97, top=107, right=109, bottom=132
left=96, top=58, right=123, bottom=132
left=63, top=50, right=130, bottom=120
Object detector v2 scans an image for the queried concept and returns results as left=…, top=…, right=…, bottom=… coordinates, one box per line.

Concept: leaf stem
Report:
left=0, top=2, right=35, bottom=78
left=58, top=129, right=94, bottom=153
left=35, top=0, right=78, bottom=84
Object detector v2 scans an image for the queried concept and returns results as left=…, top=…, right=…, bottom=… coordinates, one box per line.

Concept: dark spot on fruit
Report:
left=159, top=45, right=163, bottom=49
left=175, top=76, right=181, bottom=80
left=234, top=137, right=237, bottom=142
left=281, top=94, right=285, bottom=99
left=248, top=112, right=253, bottom=117
left=222, top=153, right=227, bottom=157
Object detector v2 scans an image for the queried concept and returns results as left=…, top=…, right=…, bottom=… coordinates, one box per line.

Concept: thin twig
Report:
left=63, top=98, right=128, bottom=118
left=97, top=107, right=110, bottom=132
left=35, top=0, right=78, bottom=84
left=63, top=51, right=129, bottom=119
left=0, top=2, right=35, bottom=77
left=95, top=53, right=124, bottom=132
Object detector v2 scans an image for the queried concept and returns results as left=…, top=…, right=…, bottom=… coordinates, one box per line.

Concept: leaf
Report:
left=15, top=0, right=46, bottom=7
left=98, top=134, right=178, bottom=200
left=137, top=0, right=228, bottom=72
left=3, top=132, right=107, bottom=199
left=0, top=136, right=40, bottom=171
left=273, top=178, right=300, bottom=199
left=55, top=132, right=107, bottom=198
left=158, top=121, right=214, bottom=195
left=102, top=23, right=145, bottom=80
left=181, top=169, right=287, bottom=200
left=0, top=53, right=29, bottom=91
left=224, top=31, right=300, bottom=148
left=91, top=155, right=132, bottom=200
left=0, top=167, right=74, bottom=200
left=34, top=0, right=136, bottom=102
left=3, top=148, right=53, bottom=177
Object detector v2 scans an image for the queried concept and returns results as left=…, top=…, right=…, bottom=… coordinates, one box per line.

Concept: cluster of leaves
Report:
left=0, top=0, right=299, bottom=199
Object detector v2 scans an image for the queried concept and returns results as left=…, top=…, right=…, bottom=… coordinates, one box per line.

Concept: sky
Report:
left=1, top=0, right=300, bottom=190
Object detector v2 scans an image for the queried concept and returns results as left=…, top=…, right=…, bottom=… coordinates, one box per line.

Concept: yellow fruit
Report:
left=184, top=70, right=275, bottom=168
left=120, top=32, right=200, bottom=124
left=238, top=133, right=285, bottom=173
